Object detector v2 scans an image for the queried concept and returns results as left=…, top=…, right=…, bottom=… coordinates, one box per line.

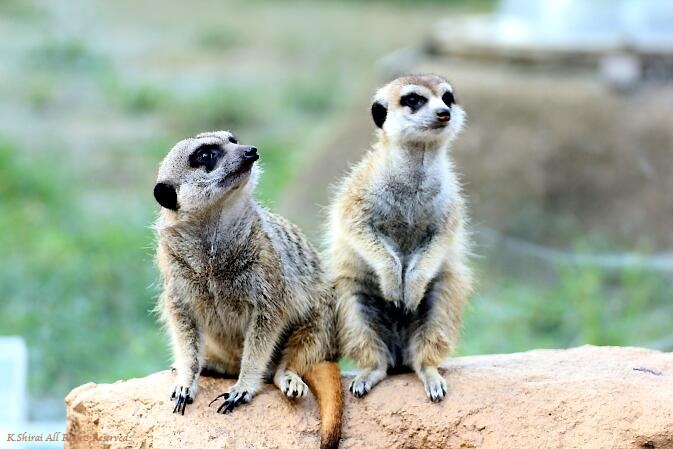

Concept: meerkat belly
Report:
left=198, top=254, right=295, bottom=377
left=354, top=253, right=436, bottom=370
left=185, top=252, right=258, bottom=367
left=197, top=291, right=267, bottom=376
left=356, top=276, right=435, bottom=370
left=191, top=296, right=250, bottom=346
left=362, top=185, right=443, bottom=368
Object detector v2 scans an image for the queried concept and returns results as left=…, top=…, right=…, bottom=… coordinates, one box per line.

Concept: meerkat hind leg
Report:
left=273, top=318, right=328, bottom=399
left=409, top=272, right=465, bottom=403
left=340, top=291, right=393, bottom=398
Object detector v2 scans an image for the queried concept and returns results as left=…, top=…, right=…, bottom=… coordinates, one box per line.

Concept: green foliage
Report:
left=175, top=86, right=264, bottom=131
left=254, top=138, right=298, bottom=204
left=23, top=77, right=57, bottom=110
left=0, top=0, right=43, bottom=19
left=28, top=38, right=109, bottom=73
left=194, top=28, right=240, bottom=51
left=101, top=76, right=173, bottom=114
left=285, top=74, right=341, bottom=115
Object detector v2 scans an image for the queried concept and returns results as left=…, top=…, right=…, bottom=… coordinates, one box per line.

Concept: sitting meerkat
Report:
left=327, top=74, right=473, bottom=402
left=153, top=131, right=342, bottom=449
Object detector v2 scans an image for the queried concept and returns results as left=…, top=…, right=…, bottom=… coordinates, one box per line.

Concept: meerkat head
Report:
left=371, top=73, right=465, bottom=147
left=153, top=130, right=260, bottom=213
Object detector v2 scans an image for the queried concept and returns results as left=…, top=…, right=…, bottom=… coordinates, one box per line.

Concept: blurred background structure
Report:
left=1, top=0, right=671, bottom=433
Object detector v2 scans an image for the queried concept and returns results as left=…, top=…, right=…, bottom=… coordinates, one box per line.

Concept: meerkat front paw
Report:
left=209, top=383, right=253, bottom=414
left=421, top=370, right=447, bottom=403
left=403, top=271, right=430, bottom=311
left=170, top=384, right=195, bottom=415
left=276, top=371, right=308, bottom=399
left=379, top=273, right=403, bottom=306
left=349, top=368, right=387, bottom=398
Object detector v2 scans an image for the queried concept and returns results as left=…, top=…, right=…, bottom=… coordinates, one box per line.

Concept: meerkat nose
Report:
left=243, top=146, right=259, bottom=161
left=436, top=108, right=451, bottom=122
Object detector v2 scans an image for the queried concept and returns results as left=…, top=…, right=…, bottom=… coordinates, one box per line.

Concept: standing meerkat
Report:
left=153, top=131, right=342, bottom=449
left=327, top=74, right=473, bottom=402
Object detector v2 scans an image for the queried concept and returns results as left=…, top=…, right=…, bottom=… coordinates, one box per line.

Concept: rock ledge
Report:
left=65, top=345, right=673, bottom=449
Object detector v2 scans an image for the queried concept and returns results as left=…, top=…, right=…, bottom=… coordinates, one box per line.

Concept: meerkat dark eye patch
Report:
left=442, top=91, right=455, bottom=106
left=371, top=101, right=387, bottom=128
left=189, top=144, right=222, bottom=172
left=400, top=93, right=427, bottom=110
left=154, top=182, right=179, bottom=211
left=228, top=136, right=238, bottom=144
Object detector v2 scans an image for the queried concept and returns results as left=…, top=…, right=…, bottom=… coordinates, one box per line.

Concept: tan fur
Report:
left=154, top=131, right=341, bottom=447
left=304, top=361, right=343, bottom=449
left=326, top=74, right=473, bottom=401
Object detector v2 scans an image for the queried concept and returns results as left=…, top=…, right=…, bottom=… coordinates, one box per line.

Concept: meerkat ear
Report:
left=154, top=182, right=179, bottom=211
left=371, top=101, right=387, bottom=128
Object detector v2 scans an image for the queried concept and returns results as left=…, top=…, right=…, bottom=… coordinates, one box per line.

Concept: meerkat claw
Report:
left=208, top=392, right=228, bottom=407
left=211, top=386, right=250, bottom=414
left=214, top=391, right=249, bottom=414
left=171, top=386, right=192, bottom=415
left=349, top=378, right=370, bottom=398
left=424, top=375, right=447, bottom=403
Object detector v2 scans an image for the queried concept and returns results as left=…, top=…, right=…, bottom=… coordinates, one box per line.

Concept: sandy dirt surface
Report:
left=66, top=345, right=673, bottom=449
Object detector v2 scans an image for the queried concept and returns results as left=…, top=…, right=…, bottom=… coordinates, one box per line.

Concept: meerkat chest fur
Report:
left=159, top=205, right=288, bottom=333
left=163, top=208, right=263, bottom=290
left=369, top=143, right=457, bottom=255
left=158, top=197, right=321, bottom=326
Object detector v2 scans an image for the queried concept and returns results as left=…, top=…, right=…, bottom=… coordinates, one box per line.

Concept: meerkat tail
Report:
left=304, top=361, right=343, bottom=449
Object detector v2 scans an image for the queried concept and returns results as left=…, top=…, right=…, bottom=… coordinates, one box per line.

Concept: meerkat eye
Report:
left=400, top=93, right=426, bottom=110
left=196, top=149, right=213, bottom=163
left=189, top=144, right=222, bottom=171
left=442, top=91, right=455, bottom=106
left=228, top=136, right=238, bottom=144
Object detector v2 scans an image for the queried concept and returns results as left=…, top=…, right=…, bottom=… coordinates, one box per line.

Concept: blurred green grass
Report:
left=28, top=38, right=111, bottom=73
left=0, top=139, right=164, bottom=395
left=460, top=265, right=672, bottom=355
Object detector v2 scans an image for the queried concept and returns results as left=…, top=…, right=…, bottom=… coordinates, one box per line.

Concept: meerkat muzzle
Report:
left=243, top=146, right=259, bottom=162
left=436, top=108, right=451, bottom=122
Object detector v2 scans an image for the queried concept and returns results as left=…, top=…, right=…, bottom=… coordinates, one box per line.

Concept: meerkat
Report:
left=153, top=131, right=342, bottom=449
left=326, top=74, right=473, bottom=402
